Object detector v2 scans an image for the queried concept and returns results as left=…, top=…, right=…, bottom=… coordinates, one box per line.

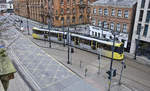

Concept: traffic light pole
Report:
left=119, top=58, right=126, bottom=85
left=67, top=26, right=70, bottom=64
left=108, top=34, right=116, bottom=91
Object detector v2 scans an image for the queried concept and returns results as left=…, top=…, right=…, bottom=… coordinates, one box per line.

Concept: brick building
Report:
left=14, top=0, right=48, bottom=24
left=14, top=0, right=96, bottom=27
left=90, top=0, right=137, bottom=50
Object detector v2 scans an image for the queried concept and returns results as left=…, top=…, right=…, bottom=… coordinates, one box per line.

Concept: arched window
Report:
left=61, top=17, right=64, bottom=24
left=72, top=16, right=75, bottom=23
left=79, top=15, right=83, bottom=23
left=60, top=8, right=64, bottom=14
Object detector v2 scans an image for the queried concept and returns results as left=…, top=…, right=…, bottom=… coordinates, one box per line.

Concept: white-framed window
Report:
left=93, top=8, right=96, bottom=14
left=92, top=31, right=94, bottom=36
left=98, top=33, right=100, bottom=38
left=103, top=21, right=108, bottom=29
left=104, top=8, right=108, bottom=16
left=123, top=24, right=127, bottom=32
left=99, top=8, right=102, bottom=15
left=118, top=10, right=122, bottom=17
left=124, top=10, right=128, bottom=18
left=98, top=20, right=102, bottom=27
left=111, top=9, right=115, bottom=16
left=110, top=22, right=114, bottom=30
left=92, top=18, right=96, bottom=25
left=116, top=23, right=121, bottom=31
left=95, top=32, right=97, bottom=37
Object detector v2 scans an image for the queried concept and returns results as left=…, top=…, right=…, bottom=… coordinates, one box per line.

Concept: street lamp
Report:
left=134, top=25, right=142, bottom=60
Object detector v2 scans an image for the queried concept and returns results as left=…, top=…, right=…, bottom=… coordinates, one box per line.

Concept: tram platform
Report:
left=8, top=27, right=98, bottom=91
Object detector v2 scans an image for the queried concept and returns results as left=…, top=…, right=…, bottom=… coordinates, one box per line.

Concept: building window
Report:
left=123, top=24, right=127, bottom=33
left=55, top=16, right=59, bottom=20
left=67, top=0, right=70, bottom=4
left=111, top=9, right=115, bottom=16
left=67, top=8, right=70, bottom=14
left=139, top=10, right=144, bottom=22
left=73, top=0, right=76, bottom=5
left=98, top=33, right=100, bottom=38
left=146, top=11, right=150, bottom=23
left=141, top=0, right=145, bottom=8
left=61, top=17, right=64, bottom=24
left=56, top=10, right=58, bottom=15
left=80, top=8, right=84, bottom=14
left=95, top=32, right=97, bottom=37
left=116, top=23, right=121, bottom=32
left=88, top=0, right=90, bottom=4
left=87, top=7, right=90, bottom=14
left=72, top=8, right=76, bottom=14
left=103, top=21, right=108, bottom=29
left=148, top=1, right=150, bottom=9
left=98, top=20, right=102, bottom=27
left=79, top=15, right=83, bottom=23
left=118, top=10, right=122, bottom=17
left=137, top=23, right=141, bottom=34
left=92, top=31, right=94, bottom=36
left=60, top=0, right=64, bottom=5
left=60, top=8, right=64, bottom=14
left=93, top=8, right=96, bottom=14
left=143, top=25, right=149, bottom=36
left=124, top=10, right=128, bottom=18
left=110, top=22, right=114, bottom=30
left=104, top=9, right=108, bottom=16
left=67, top=16, right=70, bottom=24
left=99, top=8, right=102, bottom=15
left=92, top=18, right=96, bottom=25
left=72, top=16, right=75, bottom=23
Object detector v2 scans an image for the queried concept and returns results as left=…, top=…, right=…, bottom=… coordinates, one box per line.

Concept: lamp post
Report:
left=67, top=17, right=70, bottom=64
left=108, top=30, right=119, bottom=91
left=48, top=0, right=53, bottom=48
left=134, top=25, right=142, bottom=60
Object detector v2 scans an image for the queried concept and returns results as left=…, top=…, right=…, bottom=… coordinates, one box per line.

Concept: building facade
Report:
left=130, top=0, right=150, bottom=59
left=0, top=0, right=13, bottom=12
left=0, top=0, right=6, bottom=3
left=14, top=0, right=96, bottom=27
left=90, top=0, right=137, bottom=50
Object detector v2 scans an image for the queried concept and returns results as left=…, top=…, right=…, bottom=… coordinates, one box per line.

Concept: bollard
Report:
left=80, top=61, right=82, bottom=68
left=71, top=48, right=74, bottom=53
left=85, top=68, right=88, bottom=77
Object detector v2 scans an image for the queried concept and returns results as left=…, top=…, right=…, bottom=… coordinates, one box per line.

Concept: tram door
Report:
left=58, top=33, right=63, bottom=41
left=91, top=40, right=97, bottom=50
left=75, top=37, right=79, bottom=45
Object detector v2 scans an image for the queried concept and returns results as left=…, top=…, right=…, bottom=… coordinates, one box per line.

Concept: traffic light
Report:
left=106, top=70, right=111, bottom=79
left=106, top=69, right=117, bottom=79
left=112, top=69, right=116, bottom=77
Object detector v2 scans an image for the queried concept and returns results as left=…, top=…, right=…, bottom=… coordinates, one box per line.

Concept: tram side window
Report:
left=114, top=46, right=123, bottom=54
left=103, top=44, right=111, bottom=50
left=33, top=30, right=44, bottom=34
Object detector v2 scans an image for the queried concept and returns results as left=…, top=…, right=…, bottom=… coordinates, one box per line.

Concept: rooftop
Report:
left=91, top=0, right=137, bottom=8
